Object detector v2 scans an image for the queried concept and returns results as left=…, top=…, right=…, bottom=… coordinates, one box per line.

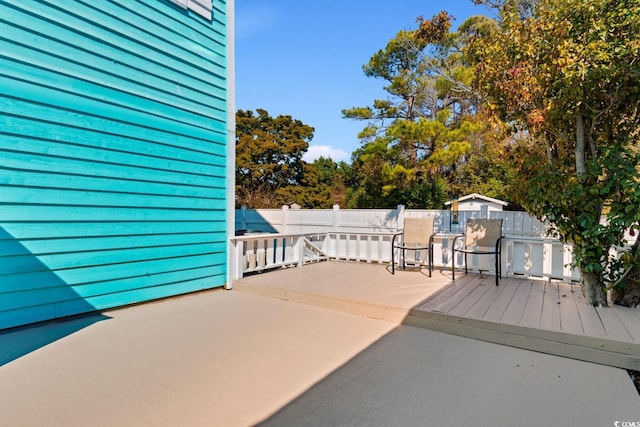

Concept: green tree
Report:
left=343, top=12, right=505, bottom=207
left=235, top=109, right=314, bottom=208
left=311, top=157, right=352, bottom=207
left=471, top=0, right=640, bottom=306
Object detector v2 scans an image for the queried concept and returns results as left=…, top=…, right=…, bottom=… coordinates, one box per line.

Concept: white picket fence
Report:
left=235, top=205, right=551, bottom=236
left=229, top=206, right=584, bottom=282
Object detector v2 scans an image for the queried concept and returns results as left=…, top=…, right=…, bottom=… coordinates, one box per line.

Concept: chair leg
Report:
left=464, top=253, right=468, bottom=275
left=452, top=249, right=455, bottom=281
left=391, top=246, right=395, bottom=274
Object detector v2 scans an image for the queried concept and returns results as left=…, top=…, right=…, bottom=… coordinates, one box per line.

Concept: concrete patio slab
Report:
left=1, top=289, right=638, bottom=426
left=262, top=325, right=640, bottom=426
left=0, top=290, right=395, bottom=427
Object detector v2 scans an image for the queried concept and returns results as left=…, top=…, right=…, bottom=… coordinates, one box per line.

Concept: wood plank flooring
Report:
left=410, top=274, right=640, bottom=369
left=234, top=261, right=640, bottom=369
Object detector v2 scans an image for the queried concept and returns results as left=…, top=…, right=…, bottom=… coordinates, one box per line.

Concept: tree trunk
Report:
left=581, top=271, right=608, bottom=306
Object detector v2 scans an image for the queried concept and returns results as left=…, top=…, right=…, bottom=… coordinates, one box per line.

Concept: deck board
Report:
left=612, top=306, right=640, bottom=342
left=448, top=276, right=494, bottom=317
left=558, top=285, right=585, bottom=335
left=499, top=279, right=533, bottom=324
left=482, top=278, right=521, bottom=322
left=575, top=303, right=608, bottom=339
left=234, top=261, right=640, bottom=370
left=520, top=280, right=545, bottom=328
left=540, top=282, right=561, bottom=331
left=427, top=275, right=478, bottom=313
left=596, top=307, right=634, bottom=342
left=464, top=277, right=504, bottom=319
left=415, top=275, right=473, bottom=311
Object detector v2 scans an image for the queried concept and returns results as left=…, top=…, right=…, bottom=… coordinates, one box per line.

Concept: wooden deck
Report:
left=407, top=274, right=640, bottom=370
left=234, top=261, right=640, bottom=370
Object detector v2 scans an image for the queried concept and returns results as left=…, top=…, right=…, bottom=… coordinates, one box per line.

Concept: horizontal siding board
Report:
left=1, top=221, right=224, bottom=239
left=72, top=265, right=226, bottom=299
left=0, top=127, right=225, bottom=177
left=1, top=187, right=224, bottom=210
left=0, top=62, right=225, bottom=133
left=1, top=97, right=227, bottom=157
left=0, top=232, right=223, bottom=257
left=0, top=241, right=226, bottom=276
left=0, top=169, right=223, bottom=200
left=0, top=44, right=226, bottom=125
left=0, top=0, right=229, bottom=329
left=0, top=206, right=223, bottom=222
left=149, top=0, right=226, bottom=44
left=0, top=264, right=225, bottom=311
left=0, top=105, right=224, bottom=167
left=0, top=25, right=225, bottom=117
left=82, top=276, right=224, bottom=311
left=6, top=0, right=226, bottom=84
left=0, top=274, right=225, bottom=330
left=0, top=149, right=226, bottom=187
left=101, top=1, right=223, bottom=57
left=1, top=254, right=225, bottom=294
left=0, top=304, right=58, bottom=330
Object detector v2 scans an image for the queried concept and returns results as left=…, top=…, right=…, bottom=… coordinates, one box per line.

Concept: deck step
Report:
left=234, top=277, right=640, bottom=371
left=233, top=280, right=410, bottom=323
left=404, top=309, right=640, bottom=371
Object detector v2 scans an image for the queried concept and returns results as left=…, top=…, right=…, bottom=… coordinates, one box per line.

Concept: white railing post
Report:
left=397, top=205, right=405, bottom=231
left=543, top=240, right=553, bottom=278
left=228, top=238, right=245, bottom=283
left=332, top=204, right=340, bottom=231
left=296, top=235, right=304, bottom=268
left=282, top=205, right=290, bottom=234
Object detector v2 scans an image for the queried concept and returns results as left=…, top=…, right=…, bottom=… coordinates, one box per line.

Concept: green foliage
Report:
left=449, top=135, right=513, bottom=201
left=235, top=109, right=314, bottom=208
left=347, top=138, right=448, bottom=208
left=342, top=12, right=510, bottom=207
left=472, top=0, right=640, bottom=305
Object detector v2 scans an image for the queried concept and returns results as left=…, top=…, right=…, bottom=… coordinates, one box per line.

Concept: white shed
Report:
left=444, top=193, right=509, bottom=212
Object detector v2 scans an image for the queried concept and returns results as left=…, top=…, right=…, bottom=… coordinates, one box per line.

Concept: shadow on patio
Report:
left=1, top=261, right=639, bottom=425
left=234, top=260, right=640, bottom=370
left=0, top=227, right=110, bottom=366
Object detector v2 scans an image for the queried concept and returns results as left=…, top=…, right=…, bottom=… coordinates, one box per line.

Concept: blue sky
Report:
left=234, top=1, right=489, bottom=163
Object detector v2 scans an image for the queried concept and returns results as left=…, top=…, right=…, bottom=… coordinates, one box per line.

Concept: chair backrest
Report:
left=402, top=217, right=434, bottom=245
left=465, top=218, right=503, bottom=247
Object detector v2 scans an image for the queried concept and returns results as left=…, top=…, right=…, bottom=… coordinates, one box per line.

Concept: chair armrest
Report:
left=391, top=231, right=403, bottom=247
left=452, top=234, right=465, bottom=250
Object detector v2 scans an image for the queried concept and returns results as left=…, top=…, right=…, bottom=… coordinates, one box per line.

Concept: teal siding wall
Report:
left=0, top=0, right=230, bottom=329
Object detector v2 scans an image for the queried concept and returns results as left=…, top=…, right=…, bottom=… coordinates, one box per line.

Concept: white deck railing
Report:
left=230, top=206, right=639, bottom=283
left=229, top=230, right=580, bottom=282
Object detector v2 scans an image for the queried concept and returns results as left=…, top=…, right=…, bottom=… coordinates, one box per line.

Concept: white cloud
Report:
left=303, top=145, right=350, bottom=163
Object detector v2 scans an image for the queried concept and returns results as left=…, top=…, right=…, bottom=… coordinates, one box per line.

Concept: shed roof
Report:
left=444, top=193, right=509, bottom=207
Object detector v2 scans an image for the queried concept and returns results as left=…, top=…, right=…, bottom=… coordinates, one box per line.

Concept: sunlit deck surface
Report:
left=234, top=260, right=640, bottom=370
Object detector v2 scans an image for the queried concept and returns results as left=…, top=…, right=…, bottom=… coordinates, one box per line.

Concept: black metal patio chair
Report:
left=452, top=218, right=504, bottom=286
left=391, top=217, right=435, bottom=277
